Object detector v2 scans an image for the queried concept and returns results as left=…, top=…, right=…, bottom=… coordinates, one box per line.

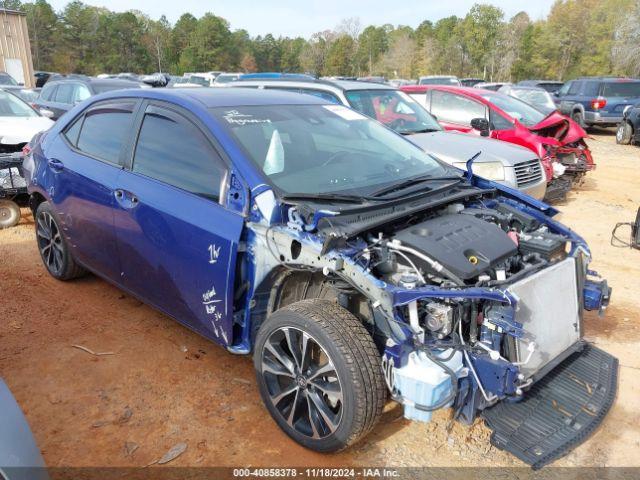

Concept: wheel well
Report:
left=29, top=192, right=46, bottom=215
left=248, top=269, right=377, bottom=349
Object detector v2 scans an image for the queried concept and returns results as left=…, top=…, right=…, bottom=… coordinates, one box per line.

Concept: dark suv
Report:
left=556, top=77, right=640, bottom=128
left=617, top=103, right=640, bottom=145
left=33, top=77, right=144, bottom=120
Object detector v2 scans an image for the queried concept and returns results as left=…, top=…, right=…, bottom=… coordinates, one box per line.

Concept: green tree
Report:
left=325, top=34, right=356, bottom=75
left=22, top=0, right=59, bottom=70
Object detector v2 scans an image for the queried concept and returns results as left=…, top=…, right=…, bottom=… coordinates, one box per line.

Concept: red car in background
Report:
left=401, top=85, right=594, bottom=201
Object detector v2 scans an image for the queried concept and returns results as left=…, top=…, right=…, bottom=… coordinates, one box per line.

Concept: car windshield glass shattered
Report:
left=481, top=92, right=546, bottom=126
left=344, top=89, right=442, bottom=134
left=211, top=104, right=450, bottom=197
left=510, top=89, right=556, bottom=112
left=0, top=90, right=38, bottom=117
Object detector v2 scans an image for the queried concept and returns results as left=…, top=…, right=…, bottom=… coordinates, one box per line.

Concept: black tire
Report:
left=572, top=110, right=586, bottom=129
left=35, top=201, right=87, bottom=280
left=0, top=199, right=21, bottom=229
left=616, top=122, right=633, bottom=145
left=253, top=299, right=386, bottom=452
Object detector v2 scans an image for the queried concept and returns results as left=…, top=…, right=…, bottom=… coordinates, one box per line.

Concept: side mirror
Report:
left=470, top=117, right=490, bottom=136
left=39, top=108, right=55, bottom=119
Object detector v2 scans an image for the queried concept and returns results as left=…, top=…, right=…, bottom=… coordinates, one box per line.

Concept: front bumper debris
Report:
left=482, top=343, right=618, bottom=469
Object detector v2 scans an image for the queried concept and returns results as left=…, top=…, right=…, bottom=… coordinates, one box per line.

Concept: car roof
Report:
left=46, top=77, right=142, bottom=88
left=96, top=86, right=331, bottom=108
left=231, top=78, right=394, bottom=92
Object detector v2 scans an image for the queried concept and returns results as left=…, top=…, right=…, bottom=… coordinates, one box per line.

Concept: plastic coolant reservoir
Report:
left=393, top=349, right=465, bottom=422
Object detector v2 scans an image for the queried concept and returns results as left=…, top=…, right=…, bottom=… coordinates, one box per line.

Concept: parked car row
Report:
left=402, top=84, right=595, bottom=201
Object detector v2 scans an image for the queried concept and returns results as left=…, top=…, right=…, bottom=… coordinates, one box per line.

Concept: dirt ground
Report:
left=1, top=130, right=639, bottom=469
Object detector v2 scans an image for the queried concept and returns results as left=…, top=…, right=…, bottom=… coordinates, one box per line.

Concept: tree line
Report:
left=9, top=0, right=640, bottom=81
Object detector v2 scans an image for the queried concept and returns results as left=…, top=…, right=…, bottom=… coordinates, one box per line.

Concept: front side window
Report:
left=345, top=90, right=441, bottom=134
left=75, top=102, right=135, bottom=164
left=132, top=107, right=224, bottom=201
left=430, top=91, right=487, bottom=126
left=0, top=90, right=38, bottom=117
left=557, top=82, right=572, bottom=96
left=211, top=104, right=450, bottom=197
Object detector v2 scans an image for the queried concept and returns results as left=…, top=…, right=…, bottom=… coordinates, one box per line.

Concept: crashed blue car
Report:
left=25, top=88, right=617, bottom=468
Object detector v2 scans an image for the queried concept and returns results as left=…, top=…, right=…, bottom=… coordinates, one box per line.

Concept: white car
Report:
left=0, top=90, right=53, bottom=228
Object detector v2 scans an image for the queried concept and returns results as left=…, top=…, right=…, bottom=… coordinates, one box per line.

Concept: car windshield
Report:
left=344, top=90, right=442, bottom=135
left=601, top=82, right=640, bottom=98
left=0, top=74, right=18, bottom=86
left=0, top=90, right=38, bottom=117
left=510, top=89, right=556, bottom=112
left=481, top=92, right=546, bottom=126
left=211, top=104, right=450, bottom=197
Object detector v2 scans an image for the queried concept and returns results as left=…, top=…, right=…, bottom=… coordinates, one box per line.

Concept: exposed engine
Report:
left=365, top=202, right=568, bottom=292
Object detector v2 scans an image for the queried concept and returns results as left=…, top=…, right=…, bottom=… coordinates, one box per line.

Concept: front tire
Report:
left=616, top=122, right=633, bottom=145
left=35, top=201, right=86, bottom=280
left=0, top=200, right=20, bottom=228
left=253, top=299, right=386, bottom=452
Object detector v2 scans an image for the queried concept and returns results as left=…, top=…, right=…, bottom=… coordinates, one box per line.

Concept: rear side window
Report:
left=602, top=82, right=640, bottom=97
left=568, top=81, right=583, bottom=95
left=132, top=106, right=224, bottom=201
left=75, top=101, right=136, bottom=164
left=63, top=116, right=83, bottom=146
left=55, top=83, right=74, bottom=104
left=430, top=90, right=487, bottom=126
left=582, top=81, right=599, bottom=96
left=557, top=82, right=572, bottom=96
left=40, top=84, right=57, bottom=101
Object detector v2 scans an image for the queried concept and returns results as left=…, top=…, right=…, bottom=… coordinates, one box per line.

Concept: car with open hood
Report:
left=402, top=85, right=595, bottom=201
left=232, top=78, right=546, bottom=200
left=25, top=88, right=616, bottom=468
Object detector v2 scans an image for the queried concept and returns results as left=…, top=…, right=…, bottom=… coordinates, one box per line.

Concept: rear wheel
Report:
left=254, top=299, right=386, bottom=452
left=616, top=122, right=633, bottom=145
left=571, top=110, right=586, bottom=129
left=35, top=201, right=86, bottom=280
left=0, top=200, right=20, bottom=229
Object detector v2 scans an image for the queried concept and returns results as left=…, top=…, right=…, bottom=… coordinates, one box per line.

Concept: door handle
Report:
left=48, top=158, right=64, bottom=171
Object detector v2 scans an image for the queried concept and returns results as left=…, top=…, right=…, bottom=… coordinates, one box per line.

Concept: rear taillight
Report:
left=22, top=144, right=31, bottom=156
left=591, top=97, right=607, bottom=110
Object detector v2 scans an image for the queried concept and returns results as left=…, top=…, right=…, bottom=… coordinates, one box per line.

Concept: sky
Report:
left=47, top=0, right=558, bottom=38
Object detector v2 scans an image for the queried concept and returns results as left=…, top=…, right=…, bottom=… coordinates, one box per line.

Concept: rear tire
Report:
left=616, top=122, right=633, bottom=145
left=35, top=201, right=87, bottom=280
left=0, top=200, right=20, bottom=228
left=253, top=299, right=386, bottom=452
left=571, top=110, right=586, bottom=129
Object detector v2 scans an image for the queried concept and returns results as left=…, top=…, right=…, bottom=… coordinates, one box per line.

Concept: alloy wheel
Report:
left=36, top=211, right=64, bottom=275
left=261, top=326, right=343, bottom=439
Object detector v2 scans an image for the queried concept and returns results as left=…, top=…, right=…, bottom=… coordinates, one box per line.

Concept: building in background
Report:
left=0, top=8, right=34, bottom=87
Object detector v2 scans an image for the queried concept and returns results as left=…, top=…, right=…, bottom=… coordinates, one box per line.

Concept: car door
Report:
left=429, top=90, right=488, bottom=133
left=558, top=81, right=581, bottom=115
left=113, top=102, right=244, bottom=345
left=43, top=99, right=139, bottom=282
left=49, top=82, right=75, bottom=119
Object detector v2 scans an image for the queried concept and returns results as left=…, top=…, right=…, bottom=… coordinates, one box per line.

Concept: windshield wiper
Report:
left=280, top=192, right=386, bottom=204
left=369, top=174, right=463, bottom=198
left=400, top=128, right=440, bottom=135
